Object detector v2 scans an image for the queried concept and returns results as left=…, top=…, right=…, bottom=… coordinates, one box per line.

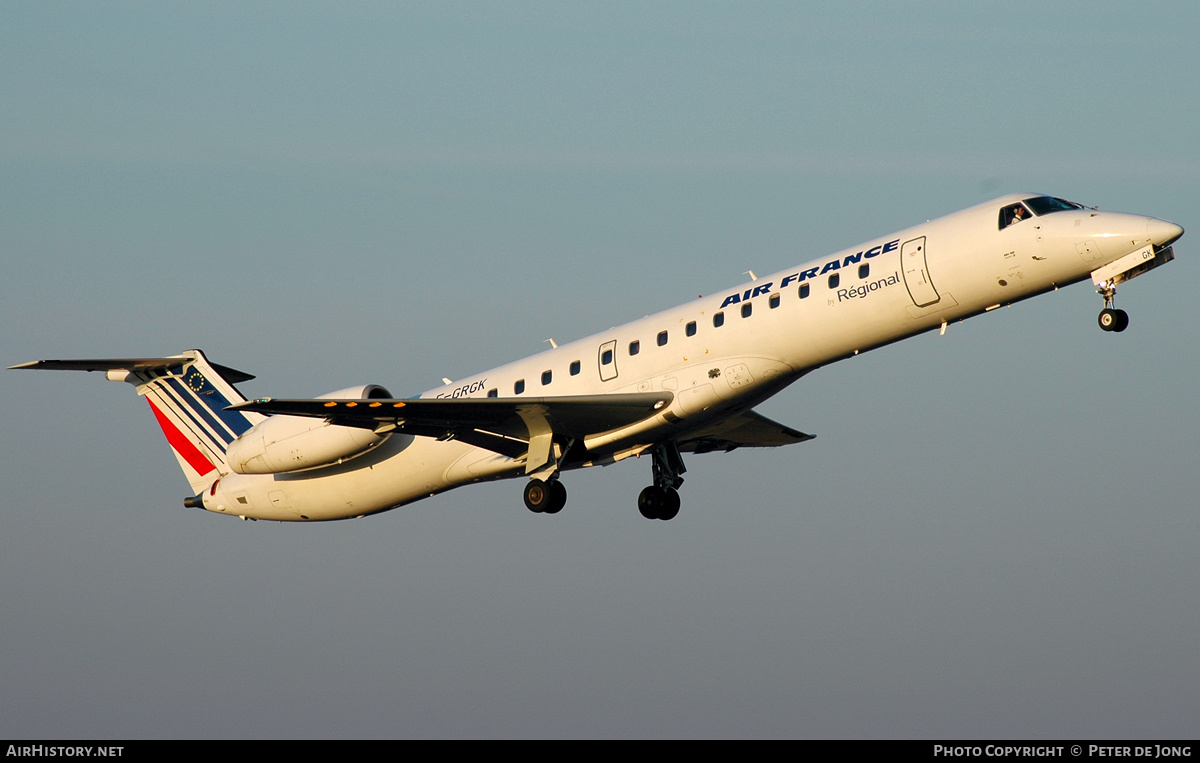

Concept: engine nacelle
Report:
left=226, top=384, right=393, bottom=475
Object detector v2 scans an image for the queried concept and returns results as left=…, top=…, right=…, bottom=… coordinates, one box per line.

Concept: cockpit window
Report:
left=1024, top=196, right=1084, bottom=215
left=999, top=203, right=1031, bottom=229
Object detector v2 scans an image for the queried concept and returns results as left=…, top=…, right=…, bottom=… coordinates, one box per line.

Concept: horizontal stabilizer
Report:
left=11, top=356, right=255, bottom=383
left=11, top=349, right=261, bottom=494
left=677, top=410, right=813, bottom=453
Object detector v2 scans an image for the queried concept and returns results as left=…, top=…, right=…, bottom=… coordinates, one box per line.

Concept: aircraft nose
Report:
left=1147, top=217, right=1184, bottom=247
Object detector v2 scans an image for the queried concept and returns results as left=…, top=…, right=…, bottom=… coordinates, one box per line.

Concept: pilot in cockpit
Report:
left=1000, top=203, right=1028, bottom=229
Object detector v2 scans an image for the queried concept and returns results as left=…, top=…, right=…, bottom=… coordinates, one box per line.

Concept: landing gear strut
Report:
left=524, top=478, right=567, bottom=514
left=638, top=442, right=685, bottom=521
left=1096, top=283, right=1129, bottom=333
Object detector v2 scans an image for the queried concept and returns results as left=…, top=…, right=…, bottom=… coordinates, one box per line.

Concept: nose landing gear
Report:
left=1098, top=308, right=1129, bottom=332
left=1096, top=283, right=1129, bottom=333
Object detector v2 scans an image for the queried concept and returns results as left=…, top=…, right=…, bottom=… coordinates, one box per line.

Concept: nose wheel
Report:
left=1096, top=283, right=1129, bottom=333
left=1098, top=307, right=1129, bottom=332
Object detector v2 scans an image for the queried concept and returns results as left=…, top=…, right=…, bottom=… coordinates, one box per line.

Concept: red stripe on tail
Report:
left=147, top=398, right=217, bottom=476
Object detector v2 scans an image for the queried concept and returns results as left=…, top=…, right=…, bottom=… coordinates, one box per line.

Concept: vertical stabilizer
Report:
left=12, top=350, right=264, bottom=494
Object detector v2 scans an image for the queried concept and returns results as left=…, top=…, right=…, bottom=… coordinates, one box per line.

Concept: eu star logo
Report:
left=186, top=369, right=209, bottom=393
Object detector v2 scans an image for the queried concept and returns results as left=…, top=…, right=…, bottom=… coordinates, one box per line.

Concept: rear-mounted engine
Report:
left=226, top=384, right=392, bottom=474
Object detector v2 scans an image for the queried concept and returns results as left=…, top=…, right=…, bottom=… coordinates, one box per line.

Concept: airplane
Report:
left=13, top=194, right=1184, bottom=522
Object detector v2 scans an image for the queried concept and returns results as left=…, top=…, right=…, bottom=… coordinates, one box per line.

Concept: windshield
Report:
left=1024, top=196, right=1085, bottom=216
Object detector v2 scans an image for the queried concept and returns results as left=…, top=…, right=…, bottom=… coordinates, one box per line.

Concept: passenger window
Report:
left=686, top=321, right=696, bottom=337
left=629, top=340, right=640, bottom=356
left=657, top=331, right=668, bottom=346
left=828, top=273, right=839, bottom=289
left=713, top=312, right=725, bottom=327
left=741, top=302, right=752, bottom=318
left=541, top=370, right=552, bottom=386
left=858, top=264, right=869, bottom=279
left=769, top=293, right=780, bottom=309
left=514, top=379, right=525, bottom=394
left=487, top=388, right=498, bottom=398
left=799, top=283, right=810, bottom=299
left=569, top=360, right=581, bottom=376
left=601, top=349, right=613, bottom=365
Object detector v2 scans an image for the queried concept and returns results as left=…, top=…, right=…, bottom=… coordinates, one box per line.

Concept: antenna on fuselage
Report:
left=744, top=270, right=758, bottom=281
left=544, top=338, right=558, bottom=349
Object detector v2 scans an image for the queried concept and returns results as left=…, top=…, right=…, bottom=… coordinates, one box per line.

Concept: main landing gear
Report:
left=520, top=440, right=688, bottom=521
left=638, top=485, right=680, bottom=521
left=638, top=442, right=686, bottom=521
left=524, top=477, right=567, bottom=514
left=1096, top=283, right=1129, bottom=333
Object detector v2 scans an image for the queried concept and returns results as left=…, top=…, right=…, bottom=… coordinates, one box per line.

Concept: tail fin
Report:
left=11, top=350, right=265, bottom=493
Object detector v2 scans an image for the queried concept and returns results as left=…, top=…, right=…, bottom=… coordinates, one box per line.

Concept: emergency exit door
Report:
left=901, top=236, right=940, bottom=307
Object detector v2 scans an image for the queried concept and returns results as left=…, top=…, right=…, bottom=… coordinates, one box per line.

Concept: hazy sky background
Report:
left=3, top=1, right=1198, bottom=738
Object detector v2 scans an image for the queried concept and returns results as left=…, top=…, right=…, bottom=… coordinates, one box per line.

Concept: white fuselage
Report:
left=206, top=194, right=1179, bottom=521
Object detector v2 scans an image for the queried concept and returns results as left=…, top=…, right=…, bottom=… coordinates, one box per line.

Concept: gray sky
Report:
left=3, top=1, right=1198, bottom=738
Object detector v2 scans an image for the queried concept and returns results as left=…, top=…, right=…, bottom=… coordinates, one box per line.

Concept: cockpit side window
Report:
left=999, top=203, right=1031, bottom=229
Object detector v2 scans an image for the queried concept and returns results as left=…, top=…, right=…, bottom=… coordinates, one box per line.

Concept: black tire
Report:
left=1098, top=308, right=1117, bottom=331
left=1113, top=309, right=1129, bottom=333
left=524, top=479, right=549, bottom=513
left=544, top=480, right=567, bottom=514
left=658, top=488, right=680, bottom=521
left=638, top=486, right=663, bottom=520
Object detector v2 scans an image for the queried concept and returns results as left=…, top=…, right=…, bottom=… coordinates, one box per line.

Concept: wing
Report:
left=230, top=392, right=674, bottom=461
left=677, top=410, right=814, bottom=453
